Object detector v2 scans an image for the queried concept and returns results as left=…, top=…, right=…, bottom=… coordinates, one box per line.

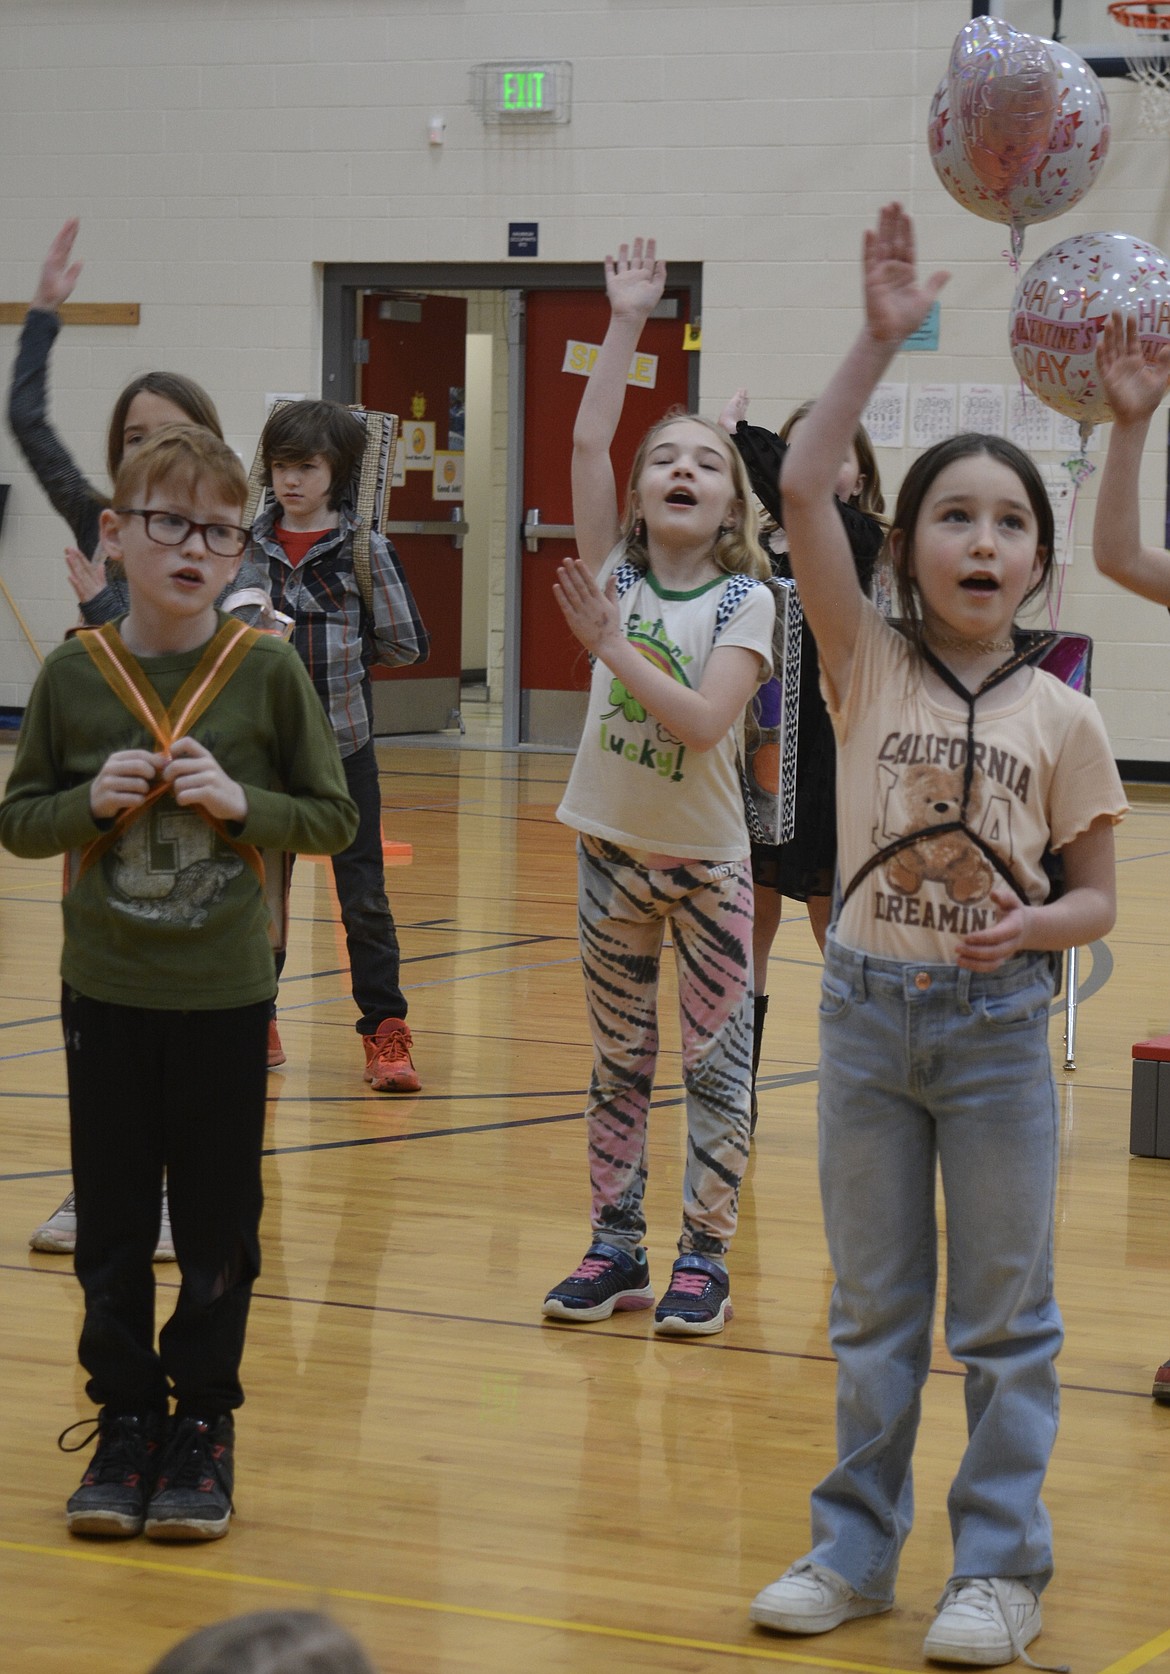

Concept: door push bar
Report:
left=384, top=514, right=468, bottom=550
left=523, top=509, right=576, bottom=553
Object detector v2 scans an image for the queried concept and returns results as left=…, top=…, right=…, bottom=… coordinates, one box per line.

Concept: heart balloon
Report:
left=930, top=28, right=1110, bottom=260
left=1009, top=230, right=1170, bottom=426
left=949, top=17, right=1059, bottom=198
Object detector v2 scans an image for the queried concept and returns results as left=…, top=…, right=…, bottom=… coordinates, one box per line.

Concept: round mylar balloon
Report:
left=1009, top=231, right=1170, bottom=426
left=930, top=35, right=1110, bottom=258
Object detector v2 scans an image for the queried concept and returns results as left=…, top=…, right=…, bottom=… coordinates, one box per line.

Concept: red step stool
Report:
left=1130, top=1036, right=1170, bottom=1158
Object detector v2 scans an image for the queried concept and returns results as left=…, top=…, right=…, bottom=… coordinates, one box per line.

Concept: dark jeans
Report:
left=62, top=987, right=269, bottom=1418
left=275, top=738, right=406, bottom=1035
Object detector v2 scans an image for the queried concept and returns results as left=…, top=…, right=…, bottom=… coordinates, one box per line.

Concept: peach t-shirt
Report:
left=824, top=601, right=1127, bottom=962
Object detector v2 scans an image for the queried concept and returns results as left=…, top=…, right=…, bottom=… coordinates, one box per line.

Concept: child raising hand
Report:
left=750, top=205, right=1125, bottom=1667
left=542, top=239, right=774, bottom=1336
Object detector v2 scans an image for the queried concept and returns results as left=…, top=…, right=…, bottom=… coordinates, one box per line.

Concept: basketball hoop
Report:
left=1110, top=1, right=1170, bottom=132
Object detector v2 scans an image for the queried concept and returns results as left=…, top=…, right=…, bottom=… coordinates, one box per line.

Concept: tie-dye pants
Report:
left=576, top=835, right=754, bottom=1263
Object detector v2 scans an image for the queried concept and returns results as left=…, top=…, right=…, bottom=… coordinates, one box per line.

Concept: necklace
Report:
left=925, top=628, right=1014, bottom=655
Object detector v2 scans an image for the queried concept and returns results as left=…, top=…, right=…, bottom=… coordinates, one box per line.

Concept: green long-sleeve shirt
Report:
left=0, top=618, right=359, bottom=1008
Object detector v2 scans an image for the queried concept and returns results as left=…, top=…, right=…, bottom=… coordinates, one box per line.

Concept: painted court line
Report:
left=1097, top=1626, right=1170, bottom=1674
left=0, top=1538, right=917, bottom=1673
left=3, top=1257, right=1158, bottom=1403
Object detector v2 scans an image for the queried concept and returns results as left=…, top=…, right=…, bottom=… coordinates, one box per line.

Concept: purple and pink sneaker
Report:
left=542, top=1241, right=655, bottom=1322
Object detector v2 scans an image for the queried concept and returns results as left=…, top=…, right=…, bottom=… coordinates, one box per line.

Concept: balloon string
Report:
left=1002, top=247, right=1022, bottom=276
left=1047, top=539, right=1068, bottom=630
left=1047, top=471, right=1090, bottom=630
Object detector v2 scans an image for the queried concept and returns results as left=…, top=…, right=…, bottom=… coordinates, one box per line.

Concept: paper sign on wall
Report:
left=862, top=383, right=907, bottom=448
left=903, top=302, right=941, bottom=352
left=402, top=420, right=435, bottom=469
left=909, top=384, right=957, bottom=449
left=1052, top=412, right=1099, bottom=453
left=959, top=384, right=1006, bottom=436
left=433, top=450, right=464, bottom=500
left=391, top=441, right=406, bottom=487
left=1008, top=387, right=1054, bottom=452
left=562, top=340, right=658, bottom=389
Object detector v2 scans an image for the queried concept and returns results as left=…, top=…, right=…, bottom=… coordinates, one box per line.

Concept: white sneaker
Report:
left=29, top=1188, right=176, bottom=1263
left=924, top=1578, right=1042, bottom=1667
left=29, top=1192, right=76, bottom=1253
left=154, top=1190, right=176, bottom=1262
left=750, top=1559, right=892, bottom=1635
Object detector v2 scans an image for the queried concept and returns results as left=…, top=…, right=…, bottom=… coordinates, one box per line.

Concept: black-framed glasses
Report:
left=117, top=508, right=251, bottom=558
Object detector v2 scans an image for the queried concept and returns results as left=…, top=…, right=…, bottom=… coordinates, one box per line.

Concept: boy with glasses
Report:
left=0, top=426, right=358, bottom=1541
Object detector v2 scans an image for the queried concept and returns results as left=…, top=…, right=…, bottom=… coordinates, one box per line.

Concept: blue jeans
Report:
left=808, top=935, right=1062, bottom=1601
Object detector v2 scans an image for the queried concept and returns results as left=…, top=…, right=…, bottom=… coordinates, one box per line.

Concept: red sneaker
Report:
left=1153, top=1359, right=1170, bottom=1403
left=267, top=1021, right=286, bottom=1069
left=363, top=1018, right=421, bottom=1093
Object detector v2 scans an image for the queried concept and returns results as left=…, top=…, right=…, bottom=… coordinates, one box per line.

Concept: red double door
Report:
left=360, top=286, right=693, bottom=740
left=519, top=289, right=692, bottom=743
left=361, top=293, right=466, bottom=734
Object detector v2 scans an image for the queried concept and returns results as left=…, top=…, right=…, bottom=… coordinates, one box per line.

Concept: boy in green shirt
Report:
left=0, top=427, right=357, bottom=1542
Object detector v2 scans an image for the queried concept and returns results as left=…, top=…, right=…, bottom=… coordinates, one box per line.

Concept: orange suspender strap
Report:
left=72, top=617, right=266, bottom=886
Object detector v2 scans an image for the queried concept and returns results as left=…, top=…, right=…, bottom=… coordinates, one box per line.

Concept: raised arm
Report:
left=780, top=204, right=947, bottom=699
left=7, top=221, right=131, bottom=624
left=1094, top=311, right=1170, bottom=606
left=571, top=239, right=666, bottom=575
left=7, top=221, right=104, bottom=553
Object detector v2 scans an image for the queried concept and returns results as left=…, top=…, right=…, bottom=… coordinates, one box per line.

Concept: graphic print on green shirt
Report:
left=108, top=806, right=245, bottom=928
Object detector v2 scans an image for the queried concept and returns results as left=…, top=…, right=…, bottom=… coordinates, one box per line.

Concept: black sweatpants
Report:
left=274, top=736, right=406, bottom=1033
left=62, top=986, right=269, bottom=1418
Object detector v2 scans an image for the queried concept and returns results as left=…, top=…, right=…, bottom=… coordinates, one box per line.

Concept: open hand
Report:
left=64, top=544, right=108, bottom=604
left=604, top=238, right=666, bottom=322
left=33, top=219, right=83, bottom=313
left=553, top=556, right=621, bottom=656
left=954, top=884, right=1031, bottom=972
left=718, top=388, right=750, bottom=433
left=1097, top=311, right=1170, bottom=426
left=863, top=203, right=949, bottom=347
left=90, top=749, right=164, bottom=820
left=163, top=736, right=248, bottom=823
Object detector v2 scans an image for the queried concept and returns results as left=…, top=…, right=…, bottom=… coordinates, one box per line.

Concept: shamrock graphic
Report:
left=603, top=677, right=646, bottom=724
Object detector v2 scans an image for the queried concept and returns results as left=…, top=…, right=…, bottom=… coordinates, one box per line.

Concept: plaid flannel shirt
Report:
left=238, top=504, right=430, bottom=758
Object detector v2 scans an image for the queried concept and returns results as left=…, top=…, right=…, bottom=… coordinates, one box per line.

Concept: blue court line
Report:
left=0, top=1071, right=820, bottom=1181
left=0, top=941, right=1111, bottom=1065
left=377, top=764, right=570, bottom=787
left=277, top=934, right=556, bottom=982
left=0, top=954, right=582, bottom=1061
left=2, top=1253, right=1159, bottom=1406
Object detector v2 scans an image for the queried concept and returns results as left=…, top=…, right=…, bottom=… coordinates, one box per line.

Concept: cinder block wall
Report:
left=1, top=0, right=1165, bottom=759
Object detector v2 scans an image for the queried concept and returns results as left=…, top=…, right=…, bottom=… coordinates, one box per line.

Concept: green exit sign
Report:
left=502, top=69, right=547, bottom=111
left=474, top=62, right=572, bottom=124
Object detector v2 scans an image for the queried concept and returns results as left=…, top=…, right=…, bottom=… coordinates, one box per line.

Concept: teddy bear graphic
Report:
left=884, top=761, right=993, bottom=906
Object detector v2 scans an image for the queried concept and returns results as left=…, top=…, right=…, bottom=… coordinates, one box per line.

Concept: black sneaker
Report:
left=542, top=1241, right=655, bottom=1322
left=654, top=1254, right=732, bottom=1336
left=61, top=1409, right=163, bottom=1538
left=144, top=1414, right=234, bottom=1541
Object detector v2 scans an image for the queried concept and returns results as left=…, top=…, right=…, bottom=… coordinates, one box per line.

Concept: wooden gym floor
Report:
left=2, top=736, right=1170, bottom=1674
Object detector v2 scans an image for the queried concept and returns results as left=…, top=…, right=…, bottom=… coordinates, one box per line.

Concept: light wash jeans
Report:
left=807, top=934, right=1062, bottom=1602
